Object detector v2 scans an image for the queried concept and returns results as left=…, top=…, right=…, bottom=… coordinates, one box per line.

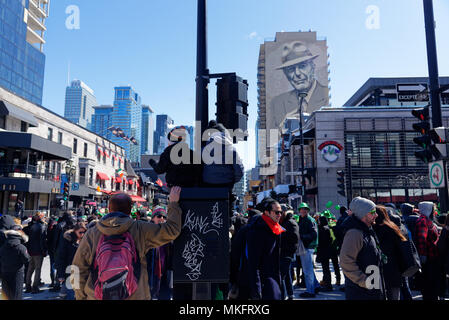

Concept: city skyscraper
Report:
left=64, top=80, right=98, bottom=129
left=0, top=0, right=49, bottom=105
left=110, top=86, right=142, bottom=164
left=153, top=114, right=174, bottom=155
left=141, top=105, right=154, bottom=155
left=91, top=105, right=113, bottom=140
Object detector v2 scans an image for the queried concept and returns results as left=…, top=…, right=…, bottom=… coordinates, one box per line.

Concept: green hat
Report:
left=298, top=202, right=310, bottom=210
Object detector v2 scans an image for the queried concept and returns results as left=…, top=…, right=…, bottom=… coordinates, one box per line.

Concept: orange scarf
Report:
left=262, top=215, right=286, bottom=235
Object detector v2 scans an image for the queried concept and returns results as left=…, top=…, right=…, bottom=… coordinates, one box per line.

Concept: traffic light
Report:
left=337, top=170, right=346, bottom=197
left=429, top=127, right=449, bottom=160
left=63, top=182, right=69, bottom=201
left=411, top=105, right=433, bottom=163
left=215, top=74, right=249, bottom=142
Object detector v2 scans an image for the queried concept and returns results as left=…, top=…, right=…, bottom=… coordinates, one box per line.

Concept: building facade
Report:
left=110, top=86, right=142, bottom=164
left=91, top=105, right=113, bottom=140
left=64, top=80, right=98, bottom=129
left=141, top=105, right=154, bottom=155
left=153, top=114, right=174, bottom=155
left=0, top=0, right=49, bottom=105
left=0, top=86, right=141, bottom=216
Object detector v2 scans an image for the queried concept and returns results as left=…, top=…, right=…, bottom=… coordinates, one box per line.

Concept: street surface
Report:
left=0, top=255, right=435, bottom=300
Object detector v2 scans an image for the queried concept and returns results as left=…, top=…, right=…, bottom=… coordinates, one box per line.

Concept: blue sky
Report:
left=42, top=0, right=449, bottom=170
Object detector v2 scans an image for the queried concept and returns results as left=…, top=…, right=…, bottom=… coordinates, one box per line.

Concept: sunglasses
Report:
left=369, top=209, right=377, bottom=216
left=271, top=210, right=283, bottom=215
left=155, top=215, right=166, bottom=219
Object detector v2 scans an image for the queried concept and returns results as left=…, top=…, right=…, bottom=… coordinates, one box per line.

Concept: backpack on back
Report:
left=92, top=232, right=140, bottom=300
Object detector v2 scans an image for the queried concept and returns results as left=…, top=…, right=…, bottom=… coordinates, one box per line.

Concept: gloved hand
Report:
left=419, top=255, right=427, bottom=265
left=149, top=159, right=157, bottom=168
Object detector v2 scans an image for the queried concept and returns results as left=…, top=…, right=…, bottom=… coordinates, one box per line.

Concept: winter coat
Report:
left=202, top=132, right=244, bottom=186
left=373, top=224, right=403, bottom=289
left=28, top=220, right=47, bottom=256
left=298, top=214, right=318, bottom=250
left=339, top=216, right=384, bottom=300
left=401, top=203, right=419, bottom=244
left=231, top=215, right=248, bottom=238
left=246, top=215, right=282, bottom=300
left=150, top=142, right=202, bottom=187
left=0, top=230, right=30, bottom=273
left=55, top=230, right=80, bottom=279
left=51, top=216, right=76, bottom=256
left=0, top=215, right=16, bottom=247
left=437, top=226, right=449, bottom=275
left=46, top=218, right=58, bottom=256
left=280, top=212, right=300, bottom=258
left=229, top=213, right=261, bottom=299
left=317, top=216, right=337, bottom=263
left=72, top=201, right=182, bottom=300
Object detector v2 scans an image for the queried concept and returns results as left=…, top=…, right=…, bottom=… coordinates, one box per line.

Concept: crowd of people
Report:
left=1, top=192, right=449, bottom=300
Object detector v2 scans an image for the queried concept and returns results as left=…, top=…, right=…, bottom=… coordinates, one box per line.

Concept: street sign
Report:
left=429, top=161, right=445, bottom=188
left=396, top=83, right=429, bottom=102
left=72, top=183, right=79, bottom=191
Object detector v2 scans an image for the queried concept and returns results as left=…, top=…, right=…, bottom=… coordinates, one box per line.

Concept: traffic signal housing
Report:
left=411, top=105, right=433, bottom=163
left=63, top=182, right=69, bottom=201
left=337, top=170, right=346, bottom=197
left=429, top=127, right=449, bottom=160
left=215, top=74, right=249, bottom=142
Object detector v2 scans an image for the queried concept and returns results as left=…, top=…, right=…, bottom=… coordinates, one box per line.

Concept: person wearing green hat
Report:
left=297, top=202, right=321, bottom=298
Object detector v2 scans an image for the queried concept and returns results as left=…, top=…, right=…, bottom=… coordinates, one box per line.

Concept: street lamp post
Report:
left=298, top=92, right=307, bottom=199
left=65, top=159, right=76, bottom=210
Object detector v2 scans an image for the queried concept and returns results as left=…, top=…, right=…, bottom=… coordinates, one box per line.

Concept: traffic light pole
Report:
left=298, top=93, right=306, bottom=197
left=423, top=0, right=449, bottom=213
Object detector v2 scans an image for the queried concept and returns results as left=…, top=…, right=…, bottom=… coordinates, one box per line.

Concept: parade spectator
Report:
left=437, top=214, right=449, bottom=298
left=231, top=211, right=248, bottom=239
left=373, top=205, right=408, bottom=300
left=0, top=214, right=16, bottom=247
left=297, top=202, right=320, bottom=298
left=72, top=187, right=182, bottom=300
left=229, top=208, right=262, bottom=300
left=317, top=215, right=340, bottom=291
left=202, top=121, right=244, bottom=190
left=400, top=203, right=419, bottom=244
left=279, top=204, right=299, bottom=300
left=55, top=222, right=87, bottom=300
left=147, top=206, right=173, bottom=300
left=14, top=199, right=24, bottom=219
left=149, top=126, right=202, bottom=188
left=76, top=204, right=85, bottom=217
left=25, top=212, right=48, bottom=294
left=246, top=198, right=285, bottom=300
left=340, top=197, right=385, bottom=300
left=415, top=201, right=441, bottom=300
left=46, top=216, right=58, bottom=289
left=0, top=223, right=30, bottom=300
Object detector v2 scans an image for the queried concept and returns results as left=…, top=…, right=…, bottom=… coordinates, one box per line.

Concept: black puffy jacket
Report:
left=0, top=230, right=30, bottom=273
left=28, top=220, right=47, bottom=256
left=55, top=230, right=79, bottom=279
left=280, top=212, right=300, bottom=258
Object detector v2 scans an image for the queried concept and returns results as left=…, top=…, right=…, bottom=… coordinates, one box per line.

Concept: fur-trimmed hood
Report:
left=2, top=229, right=28, bottom=245
left=63, top=229, right=78, bottom=243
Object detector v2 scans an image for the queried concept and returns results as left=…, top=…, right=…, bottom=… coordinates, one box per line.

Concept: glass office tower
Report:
left=111, top=86, right=142, bottom=164
left=0, top=0, right=49, bottom=105
left=64, top=80, right=98, bottom=129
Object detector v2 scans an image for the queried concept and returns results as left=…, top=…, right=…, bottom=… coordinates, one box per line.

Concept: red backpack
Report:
left=92, top=232, right=140, bottom=300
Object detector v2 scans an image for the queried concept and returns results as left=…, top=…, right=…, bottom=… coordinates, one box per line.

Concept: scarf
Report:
left=261, top=214, right=286, bottom=235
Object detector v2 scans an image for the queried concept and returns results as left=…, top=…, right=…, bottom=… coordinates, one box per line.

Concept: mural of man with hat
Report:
left=270, top=40, right=329, bottom=131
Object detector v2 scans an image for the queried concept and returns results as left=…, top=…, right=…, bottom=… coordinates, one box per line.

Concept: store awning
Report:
left=128, top=179, right=134, bottom=185
left=104, top=150, right=109, bottom=158
left=97, top=147, right=104, bottom=156
left=136, top=181, right=140, bottom=188
left=131, top=195, right=147, bottom=202
left=115, top=177, right=122, bottom=183
left=96, top=172, right=109, bottom=181
left=0, top=100, right=38, bottom=127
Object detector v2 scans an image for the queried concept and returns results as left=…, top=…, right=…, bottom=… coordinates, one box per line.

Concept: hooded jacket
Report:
left=339, top=216, right=384, bottom=300
left=0, top=230, right=30, bottom=273
left=202, top=132, right=244, bottom=185
left=28, top=220, right=47, bottom=256
left=55, top=229, right=81, bottom=279
left=72, top=201, right=182, bottom=300
left=280, top=211, right=300, bottom=258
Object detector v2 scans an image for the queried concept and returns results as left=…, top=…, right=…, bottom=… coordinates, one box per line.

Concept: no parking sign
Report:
left=429, top=161, right=445, bottom=188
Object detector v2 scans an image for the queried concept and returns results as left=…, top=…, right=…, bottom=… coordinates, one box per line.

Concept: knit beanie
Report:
left=349, top=196, right=376, bottom=220
left=418, top=202, right=434, bottom=218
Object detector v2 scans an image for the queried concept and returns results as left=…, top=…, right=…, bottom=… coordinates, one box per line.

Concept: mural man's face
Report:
left=283, top=60, right=314, bottom=93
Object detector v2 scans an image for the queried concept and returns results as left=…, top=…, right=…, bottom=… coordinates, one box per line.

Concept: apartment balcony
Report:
left=29, top=0, right=49, bottom=19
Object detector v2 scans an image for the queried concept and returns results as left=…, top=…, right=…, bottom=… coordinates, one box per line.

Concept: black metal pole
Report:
left=195, top=0, right=209, bottom=145
left=298, top=94, right=306, bottom=198
left=423, top=0, right=449, bottom=213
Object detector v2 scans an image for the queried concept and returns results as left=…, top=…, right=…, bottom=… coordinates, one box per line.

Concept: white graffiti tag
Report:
left=182, top=233, right=206, bottom=280
left=183, top=209, right=219, bottom=235
left=211, top=203, right=223, bottom=229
